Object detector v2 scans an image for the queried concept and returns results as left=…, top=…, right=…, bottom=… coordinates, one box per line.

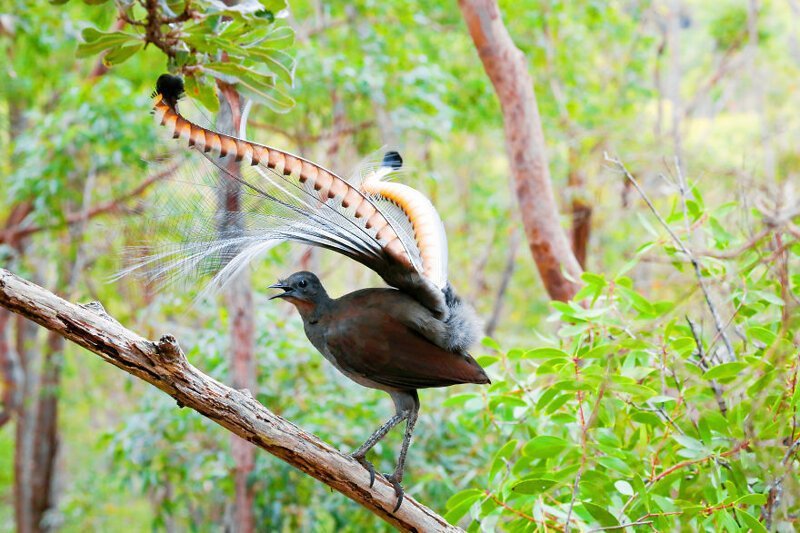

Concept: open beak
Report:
left=268, top=281, right=293, bottom=300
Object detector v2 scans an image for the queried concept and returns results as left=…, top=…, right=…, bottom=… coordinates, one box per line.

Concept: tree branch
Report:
left=604, top=154, right=736, bottom=362
left=458, top=0, right=582, bottom=302
left=0, top=268, right=461, bottom=533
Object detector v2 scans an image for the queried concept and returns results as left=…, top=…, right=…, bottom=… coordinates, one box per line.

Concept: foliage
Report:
left=74, top=0, right=296, bottom=112
left=447, top=171, right=799, bottom=531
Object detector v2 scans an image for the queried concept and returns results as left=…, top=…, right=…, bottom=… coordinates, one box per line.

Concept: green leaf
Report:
left=582, top=501, right=619, bottom=527
left=614, top=480, right=634, bottom=496
left=482, top=337, right=500, bottom=351
left=253, top=25, right=294, bottom=49
left=522, top=436, right=569, bottom=459
left=750, top=290, right=784, bottom=307
left=617, top=286, right=655, bottom=315
left=702, top=362, right=747, bottom=381
left=102, top=43, right=143, bottom=66
left=446, top=488, right=483, bottom=510
left=734, top=493, right=767, bottom=506
left=612, top=382, right=657, bottom=400
left=184, top=76, right=220, bottom=113
left=476, top=355, right=499, bottom=367
left=597, top=456, right=633, bottom=476
left=581, top=344, right=615, bottom=359
left=205, top=62, right=295, bottom=112
left=512, top=478, right=558, bottom=494
left=489, top=439, right=518, bottom=480
left=444, top=497, right=479, bottom=524
left=522, top=347, right=569, bottom=359
left=673, top=435, right=704, bottom=450
left=76, top=29, right=139, bottom=58
left=647, top=395, right=677, bottom=405
left=747, top=326, right=776, bottom=346
left=736, top=509, right=767, bottom=533
left=245, top=47, right=296, bottom=85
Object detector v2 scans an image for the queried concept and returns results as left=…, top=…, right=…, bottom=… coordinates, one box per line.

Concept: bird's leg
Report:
left=350, top=412, right=405, bottom=488
left=384, top=406, right=419, bottom=512
left=383, top=391, right=420, bottom=512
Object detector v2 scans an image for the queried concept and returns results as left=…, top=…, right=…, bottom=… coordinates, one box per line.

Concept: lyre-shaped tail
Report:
left=148, top=74, right=451, bottom=317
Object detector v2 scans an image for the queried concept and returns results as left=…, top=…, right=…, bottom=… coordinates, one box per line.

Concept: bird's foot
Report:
left=350, top=453, right=376, bottom=488
left=383, top=473, right=405, bottom=512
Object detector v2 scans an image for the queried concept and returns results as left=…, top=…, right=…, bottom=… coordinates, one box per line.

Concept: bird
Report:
left=138, top=74, right=490, bottom=512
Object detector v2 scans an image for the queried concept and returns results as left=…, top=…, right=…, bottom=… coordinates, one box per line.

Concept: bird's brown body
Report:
left=298, top=287, right=488, bottom=392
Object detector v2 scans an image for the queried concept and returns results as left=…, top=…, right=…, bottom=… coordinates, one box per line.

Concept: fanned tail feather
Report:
left=124, top=74, right=481, bottom=339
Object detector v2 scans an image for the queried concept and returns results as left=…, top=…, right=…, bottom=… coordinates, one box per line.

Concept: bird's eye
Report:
left=298, top=279, right=308, bottom=288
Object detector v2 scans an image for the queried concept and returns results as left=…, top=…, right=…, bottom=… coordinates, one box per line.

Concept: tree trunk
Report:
left=568, top=149, right=591, bottom=270
left=458, top=0, right=582, bottom=301
left=28, top=332, right=64, bottom=532
left=217, top=82, right=257, bottom=533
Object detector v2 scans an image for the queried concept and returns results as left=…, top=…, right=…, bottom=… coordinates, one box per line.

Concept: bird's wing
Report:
left=129, top=74, right=449, bottom=316
left=323, top=304, right=489, bottom=390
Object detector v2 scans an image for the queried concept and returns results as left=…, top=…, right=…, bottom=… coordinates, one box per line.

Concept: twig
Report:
left=650, top=440, right=749, bottom=483
left=482, top=490, right=559, bottom=530
left=686, top=317, right=727, bottom=416
left=0, top=268, right=461, bottom=533
left=604, top=154, right=735, bottom=362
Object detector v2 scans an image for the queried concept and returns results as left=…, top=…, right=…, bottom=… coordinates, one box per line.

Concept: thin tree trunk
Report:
left=28, top=331, right=63, bottom=532
left=13, top=315, right=36, bottom=533
left=217, top=82, right=256, bottom=533
left=458, top=0, right=582, bottom=301
left=567, top=149, right=591, bottom=270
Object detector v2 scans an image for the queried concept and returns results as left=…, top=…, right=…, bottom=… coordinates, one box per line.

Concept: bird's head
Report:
left=269, top=271, right=328, bottom=310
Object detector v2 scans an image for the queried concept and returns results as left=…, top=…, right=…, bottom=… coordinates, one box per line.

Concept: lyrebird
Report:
left=138, top=74, right=489, bottom=511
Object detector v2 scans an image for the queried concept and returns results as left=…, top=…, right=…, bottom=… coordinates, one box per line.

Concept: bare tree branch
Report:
left=0, top=268, right=462, bottom=533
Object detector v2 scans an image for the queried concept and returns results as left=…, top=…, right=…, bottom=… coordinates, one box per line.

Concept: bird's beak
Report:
left=268, top=281, right=293, bottom=300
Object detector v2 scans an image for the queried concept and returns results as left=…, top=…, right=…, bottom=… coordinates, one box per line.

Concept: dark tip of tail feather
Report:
left=155, top=74, right=185, bottom=107
left=382, top=151, right=403, bottom=170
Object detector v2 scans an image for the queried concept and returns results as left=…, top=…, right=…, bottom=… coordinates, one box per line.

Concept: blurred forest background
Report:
left=1, top=0, right=799, bottom=531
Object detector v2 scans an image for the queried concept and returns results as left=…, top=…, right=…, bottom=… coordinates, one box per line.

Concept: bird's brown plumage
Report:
left=320, top=290, right=489, bottom=391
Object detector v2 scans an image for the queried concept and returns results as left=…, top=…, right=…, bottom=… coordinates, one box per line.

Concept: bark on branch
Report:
left=458, top=0, right=582, bottom=301
left=0, top=268, right=461, bottom=533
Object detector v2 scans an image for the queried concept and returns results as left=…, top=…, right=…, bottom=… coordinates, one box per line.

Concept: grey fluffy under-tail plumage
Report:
left=442, top=283, right=482, bottom=353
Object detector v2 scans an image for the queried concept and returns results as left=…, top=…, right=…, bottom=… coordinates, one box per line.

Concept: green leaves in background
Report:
left=75, top=0, right=297, bottom=112
left=76, top=27, right=141, bottom=60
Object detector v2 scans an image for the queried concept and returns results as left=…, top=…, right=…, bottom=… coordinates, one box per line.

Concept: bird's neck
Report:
left=292, top=295, right=332, bottom=324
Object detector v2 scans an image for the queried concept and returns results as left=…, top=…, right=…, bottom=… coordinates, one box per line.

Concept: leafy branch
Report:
left=74, top=0, right=296, bottom=112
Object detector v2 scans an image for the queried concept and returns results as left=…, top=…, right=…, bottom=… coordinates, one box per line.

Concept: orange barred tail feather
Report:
left=148, top=74, right=458, bottom=320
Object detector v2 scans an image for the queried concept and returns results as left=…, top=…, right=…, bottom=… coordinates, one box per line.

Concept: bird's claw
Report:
left=383, top=473, right=405, bottom=512
left=351, top=454, right=376, bottom=488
